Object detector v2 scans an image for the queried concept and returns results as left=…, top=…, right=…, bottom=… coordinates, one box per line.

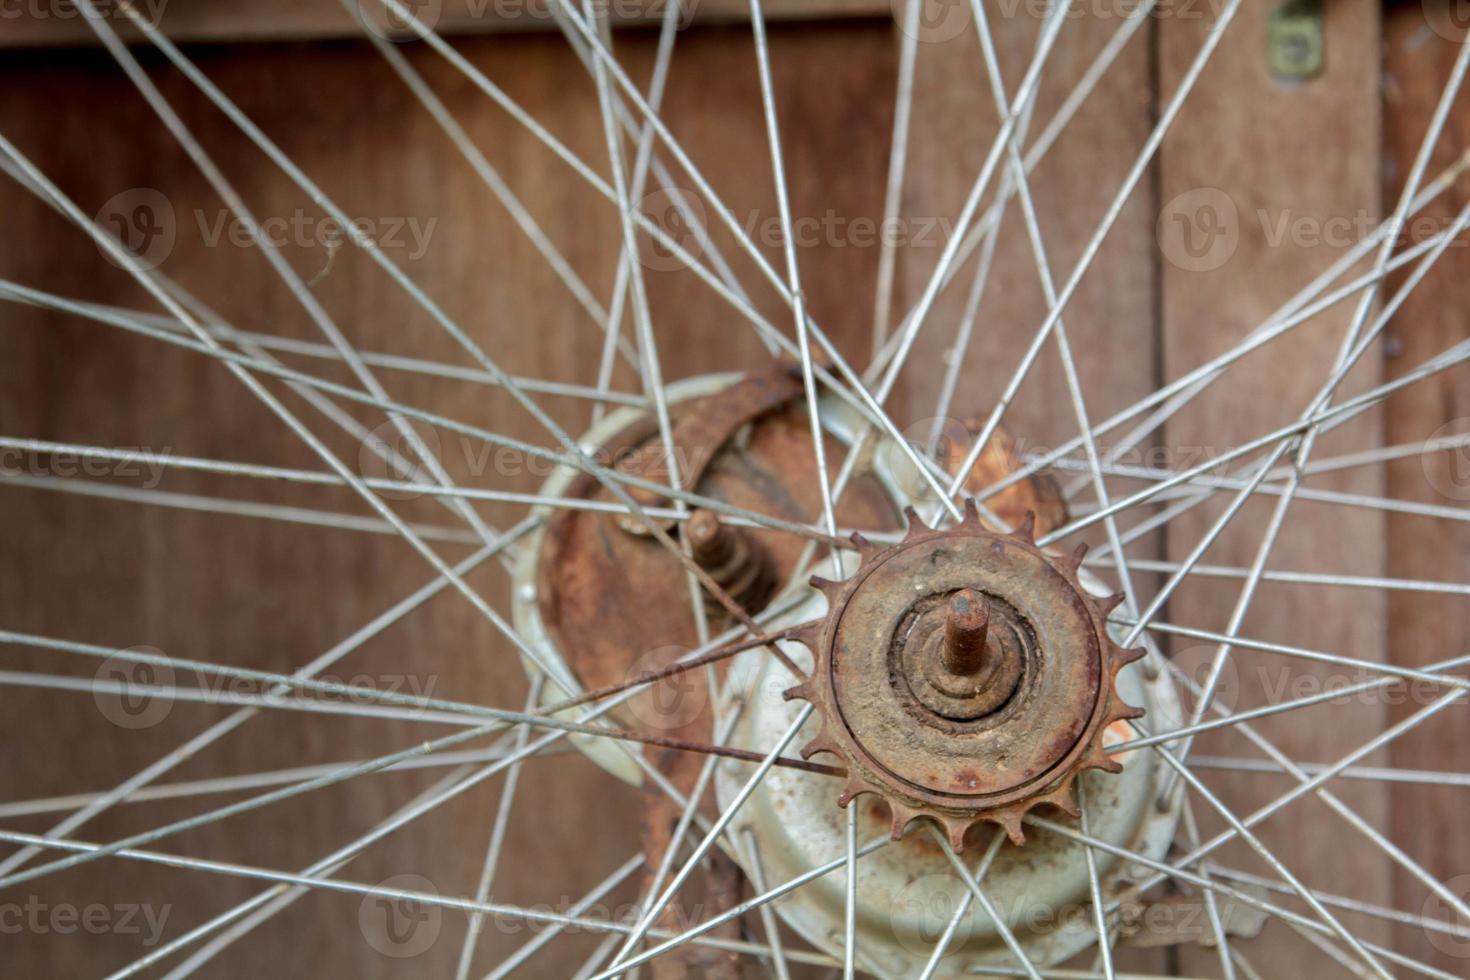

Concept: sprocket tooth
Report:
left=1069, top=541, right=1090, bottom=572
left=962, top=497, right=981, bottom=526
left=902, top=506, right=929, bottom=539
left=837, top=774, right=875, bottom=808
left=1012, top=510, right=1037, bottom=544
left=1039, top=777, right=1080, bottom=818
left=888, top=803, right=920, bottom=840
left=1085, top=743, right=1124, bottom=774
left=800, top=735, right=839, bottom=761
left=1095, top=592, right=1127, bottom=616
left=781, top=681, right=812, bottom=702
left=1112, top=644, right=1147, bottom=669
left=938, top=815, right=973, bottom=852
left=808, top=575, right=842, bottom=596
left=785, top=621, right=824, bottom=651
left=1109, top=699, right=1146, bottom=723
left=848, top=531, right=874, bottom=554
left=987, top=807, right=1028, bottom=847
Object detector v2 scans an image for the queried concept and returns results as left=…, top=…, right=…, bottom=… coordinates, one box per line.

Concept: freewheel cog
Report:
left=783, top=500, right=1145, bottom=848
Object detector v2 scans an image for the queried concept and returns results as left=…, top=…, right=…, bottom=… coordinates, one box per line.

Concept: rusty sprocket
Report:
left=783, top=500, right=1144, bottom=849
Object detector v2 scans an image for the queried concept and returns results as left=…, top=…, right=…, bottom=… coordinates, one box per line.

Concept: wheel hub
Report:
left=511, top=370, right=1182, bottom=974
left=785, top=502, right=1145, bottom=847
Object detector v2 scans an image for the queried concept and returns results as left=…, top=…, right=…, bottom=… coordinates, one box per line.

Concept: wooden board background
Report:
left=1159, top=2, right=1391, bottom=976
left=0, top=0, right=892, bottom=48
left=2, top=1, right=1468, bottom=976
left=1383, top=5, right=1470, bottom=976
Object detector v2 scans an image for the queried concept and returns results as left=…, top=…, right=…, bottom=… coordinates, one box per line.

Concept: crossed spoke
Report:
left=3, top=2, right=1469, bottom=977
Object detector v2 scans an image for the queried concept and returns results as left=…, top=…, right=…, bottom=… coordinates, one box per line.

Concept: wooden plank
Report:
left=0, top=20, right=895, bottom=977
left=892, top=8, right=1162, bottom=972
left=1158, top=0, right=1390, bottom=973
left=1382, top=5, right=1470, bottom=974
left=0, top=0, right=891, bottom=48
left=890, top=5, right=1161, bottom=540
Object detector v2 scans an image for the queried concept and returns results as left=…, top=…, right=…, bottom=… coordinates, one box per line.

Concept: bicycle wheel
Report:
left=2, top=1, right=1468, bottom=977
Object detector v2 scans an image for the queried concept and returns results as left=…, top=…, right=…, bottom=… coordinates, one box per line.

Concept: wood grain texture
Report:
left=0, top=20, right=895, bottom=977
left=1383, top=4, right=1470, bottom=974
left=5, top=4, right=1464, bottom=977
left=892, top=7, right=1163, bottom=972
left=0, top=0, right=893, bottom=48
left=890, top=3, right=1160, bottom=539
left=1159, top=0, right=1391, bottom=974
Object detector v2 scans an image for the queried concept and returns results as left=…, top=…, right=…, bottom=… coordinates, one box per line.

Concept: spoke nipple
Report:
left=942, top=588, right=990, bottom=676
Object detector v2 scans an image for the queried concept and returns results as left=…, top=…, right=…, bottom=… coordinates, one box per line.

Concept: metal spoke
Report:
left=1189, top=756, right=1470, bottom=790
left=935, top=830, right=1043, bottom=980
left=104, top=621, right=754, bottom=976
left=77, top=0, right=502, bottom=553
left=966, top=0, right=1142, bottom=618
left=1133, top=619, right=1470, bottom=694
left=0, top=743, right=576, bottom=821
left=1037, top=335, right=1470, bottom=547
left=1170, top=41, right=1470, bottom=803
left=0, top=470, right=480, bottom=545
left=96, top=5, right=816, bottom=665
left=1060, top=147, right=1470, bottom=499
left=22, top=294, right=645, bottom=406
left=1057, top=454, right=1470, bottom=530
left=604, top=703, right=814, bottom=970
left=737, top=828, right=793, bottom=980
left=1156, top=655, right=1470, bottom=929
left=1076, top=780, right=1114, bottom=980
left=0, top=617, right=832, bottom=893
left=608, top=710, right=743, bottom=972
left=588, top=0, right=686, bottom=426
left=1108, top=650, right=1470, bottom=755
left=591, top=833, right=892, bottom=980
left=0, top=127, right=597, bottom=736
left=1105, top=559, right=1470, bottom=597
left=1153, top=744, right=1394, bottom=978
left=483, top=855, right=645, bottom=980
left=155, top=763, right=493, bottom=979
left=976, top=207, right=1470, bottom=511
left=583, top=0, right=714, bottom=664
left=1203, top=863, right=1470, bottom=944
left=0, top=279, right=868, bottom=552
left=945, top=0, right=1246, bottom=503
left=0, top=827, right=822, bottom=978
left=870, top=0, right=921, bottom=352
left=454, top=678, right=544, bottom=980
left=342, top=0, right=636, bottom=371
left=0, top=670, right=490, bottom=728
left=916, top=830, right=1006, bottom=980
left=1026, top=814, right=1460, bottom=980
left=0, top=522, right=531, bottom=880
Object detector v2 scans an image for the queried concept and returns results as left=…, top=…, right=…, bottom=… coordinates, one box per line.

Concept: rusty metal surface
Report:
left=535, top=369, right=899, bottom=742
left=527, top=368, right=1129, bottom=977
left=785, top=502, right=1145, bottom=849
left=685, top=508, right=777, bottom=620
left=533, top=369, right=898, bottom=978
left=612, top=366, right=804, bottom=534
left=952, top=422, right=1069, bottom=536
left=639, top=747, right=743, bottom=980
